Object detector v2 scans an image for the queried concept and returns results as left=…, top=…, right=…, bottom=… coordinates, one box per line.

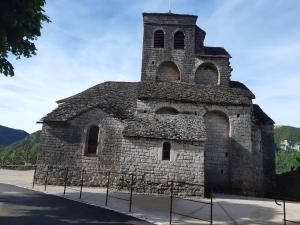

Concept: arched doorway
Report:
left=204, top=111, right=230, bottom=194
left=156, top=61, right=180, bottom=82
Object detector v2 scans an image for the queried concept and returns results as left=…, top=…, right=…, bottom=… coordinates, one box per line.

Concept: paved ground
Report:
left=0, top=183, right=152, bottom=225
left=1, top=169, right=300, bottom=225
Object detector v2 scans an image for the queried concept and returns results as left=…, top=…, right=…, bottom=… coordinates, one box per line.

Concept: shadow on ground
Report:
left=0, top=183, right=152, bottom=225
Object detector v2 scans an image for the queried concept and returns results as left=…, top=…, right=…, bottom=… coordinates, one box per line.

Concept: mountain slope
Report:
left=0, top=131, right=41, bottom=165
left=274, top=126, right=300, bottom=147
left=0, top=125, right=29, bottom=146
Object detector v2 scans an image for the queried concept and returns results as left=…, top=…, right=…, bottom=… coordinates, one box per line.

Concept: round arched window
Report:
left=85, top=125, right=99, bottom=155
left=154, top=30, right=164, bottom=48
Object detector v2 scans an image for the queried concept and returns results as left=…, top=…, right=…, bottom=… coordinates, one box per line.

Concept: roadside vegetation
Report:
left=0, top=131, right=40, bottom=165
left=276, top=149, right=300, bottom=174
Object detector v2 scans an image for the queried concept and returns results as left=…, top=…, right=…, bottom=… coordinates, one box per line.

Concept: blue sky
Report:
left=0, top=0, right=300, bottom=133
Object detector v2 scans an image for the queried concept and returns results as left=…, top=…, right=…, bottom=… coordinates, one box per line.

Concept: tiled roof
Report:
left=196, top=46, right=231, bottom=57
left=138, top=82, right=254, bottom=104
left=253, top=104, right=274, bottom=125
left=123, top=114, right=206, bottom=142
left=41, top=82, right=138, bottom=122
left=41, top=81, right=255, bottom=123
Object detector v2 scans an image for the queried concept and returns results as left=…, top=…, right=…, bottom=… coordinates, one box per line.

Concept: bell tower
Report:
left=141, top=13, right=205, bottom=83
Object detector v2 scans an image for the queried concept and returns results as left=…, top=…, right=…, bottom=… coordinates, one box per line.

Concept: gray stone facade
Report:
left=36, top=12, right=275, bottom=197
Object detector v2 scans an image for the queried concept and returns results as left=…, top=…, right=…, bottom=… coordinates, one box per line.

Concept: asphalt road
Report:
left=0, top=183, right=152, bottom=225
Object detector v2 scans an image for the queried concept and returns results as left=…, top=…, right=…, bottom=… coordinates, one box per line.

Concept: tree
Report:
left=0, top=0, right=50, bottom=76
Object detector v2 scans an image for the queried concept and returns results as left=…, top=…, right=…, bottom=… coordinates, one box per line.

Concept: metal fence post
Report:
left=210, top=188, right=213, bottom=225
left=44, top=166, right=49, bottom=191
left=105, top=171, right=111, bottom=206
left=283, top=199, right=286, bottom=225
left=169, top=181, right=174, bottom=225
left=79, top=169, right=85, bottom=199
left=275, top=199, right=287, bottom=225
left=129, top=173, right=134, bottom=212
left=63, top=167, right=69, bottom=196
left=32, top=165, right=37, bottom=188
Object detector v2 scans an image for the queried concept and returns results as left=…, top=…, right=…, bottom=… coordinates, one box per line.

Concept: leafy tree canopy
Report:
left=0, top=0, right=50, bottom=76
left=276, top=150, right=300, bottom=174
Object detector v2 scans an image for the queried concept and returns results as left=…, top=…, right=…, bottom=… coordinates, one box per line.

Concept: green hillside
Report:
left=274, top=125, right=300, bottom=174
left=0, top=131, right=41, bottom=165
left=274, top=126, right=300, bottom=147
left=0, top=125, right=28, bottom=146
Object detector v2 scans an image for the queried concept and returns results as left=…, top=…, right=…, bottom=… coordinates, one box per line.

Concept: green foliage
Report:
left=0, top=0, right=50, bottom=76
left=276, top=150, right=300, bottom=174
left=274, top=126, right=300, bottom=147
left=0, top=131, right=41, bottom=165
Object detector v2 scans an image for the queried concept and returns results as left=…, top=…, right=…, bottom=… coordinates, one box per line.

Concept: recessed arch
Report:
left=194, top=63, right=219, bottom=85
left=156, top=107, right=179, bottom=115
left=156, top=61, right=180, bottom=82
left=204, top=110, right=230, bottom=194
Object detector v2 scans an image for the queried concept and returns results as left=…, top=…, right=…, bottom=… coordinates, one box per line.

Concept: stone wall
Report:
left=120, top=137, right=205, bottom=195
left=204, top=111, right=230, bottom=193
left=251, top=124, right=264, bottom=196
left=136, top=99, right=265, bottom=195
left=194, top=64, right=218, bottom=85
left=261, top=124, right=275, bottom=195
left=36, top=108, right=123, bottom=186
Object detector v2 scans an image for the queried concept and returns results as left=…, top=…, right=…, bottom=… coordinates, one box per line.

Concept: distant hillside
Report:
left=274, top=126, right=300, bottom=174
left=0, top=125, right=29, bottom=146
left=0, top=131, right=41, bottom=165
left=274, top=126, right=300, bottom=147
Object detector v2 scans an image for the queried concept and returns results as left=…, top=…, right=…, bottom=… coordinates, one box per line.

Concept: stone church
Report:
left=36, top=13, right=275, bottom=196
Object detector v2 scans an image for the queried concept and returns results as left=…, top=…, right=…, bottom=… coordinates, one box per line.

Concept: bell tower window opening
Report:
left=154, top=30, right=164, bottom=48
left=86, top=125, right=99, bottom=155
left=162, top=142, right=171, bottom=161
left=174, top=31, right=184, bottom=49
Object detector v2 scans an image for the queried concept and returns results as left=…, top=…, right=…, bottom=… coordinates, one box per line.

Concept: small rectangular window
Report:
left=162, top=142, right=171, bottom=160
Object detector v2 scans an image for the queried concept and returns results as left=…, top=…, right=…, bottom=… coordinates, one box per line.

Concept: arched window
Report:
left=156, top=107, right=179, bottom=115
left=162, top=142, right=171, bottom=161
left=154, top=30, right=164, bottom=48
left=194, top=63, right=218, bottom=85
left=174, top=31, right=184, bottom=49
left=85, top=125, right=99, bottom=155
left=156, top=61, right=180, bottom=82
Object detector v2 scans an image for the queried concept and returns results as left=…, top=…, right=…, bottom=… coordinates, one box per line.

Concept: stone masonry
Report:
left=36, top=12, right=275, bottom=197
